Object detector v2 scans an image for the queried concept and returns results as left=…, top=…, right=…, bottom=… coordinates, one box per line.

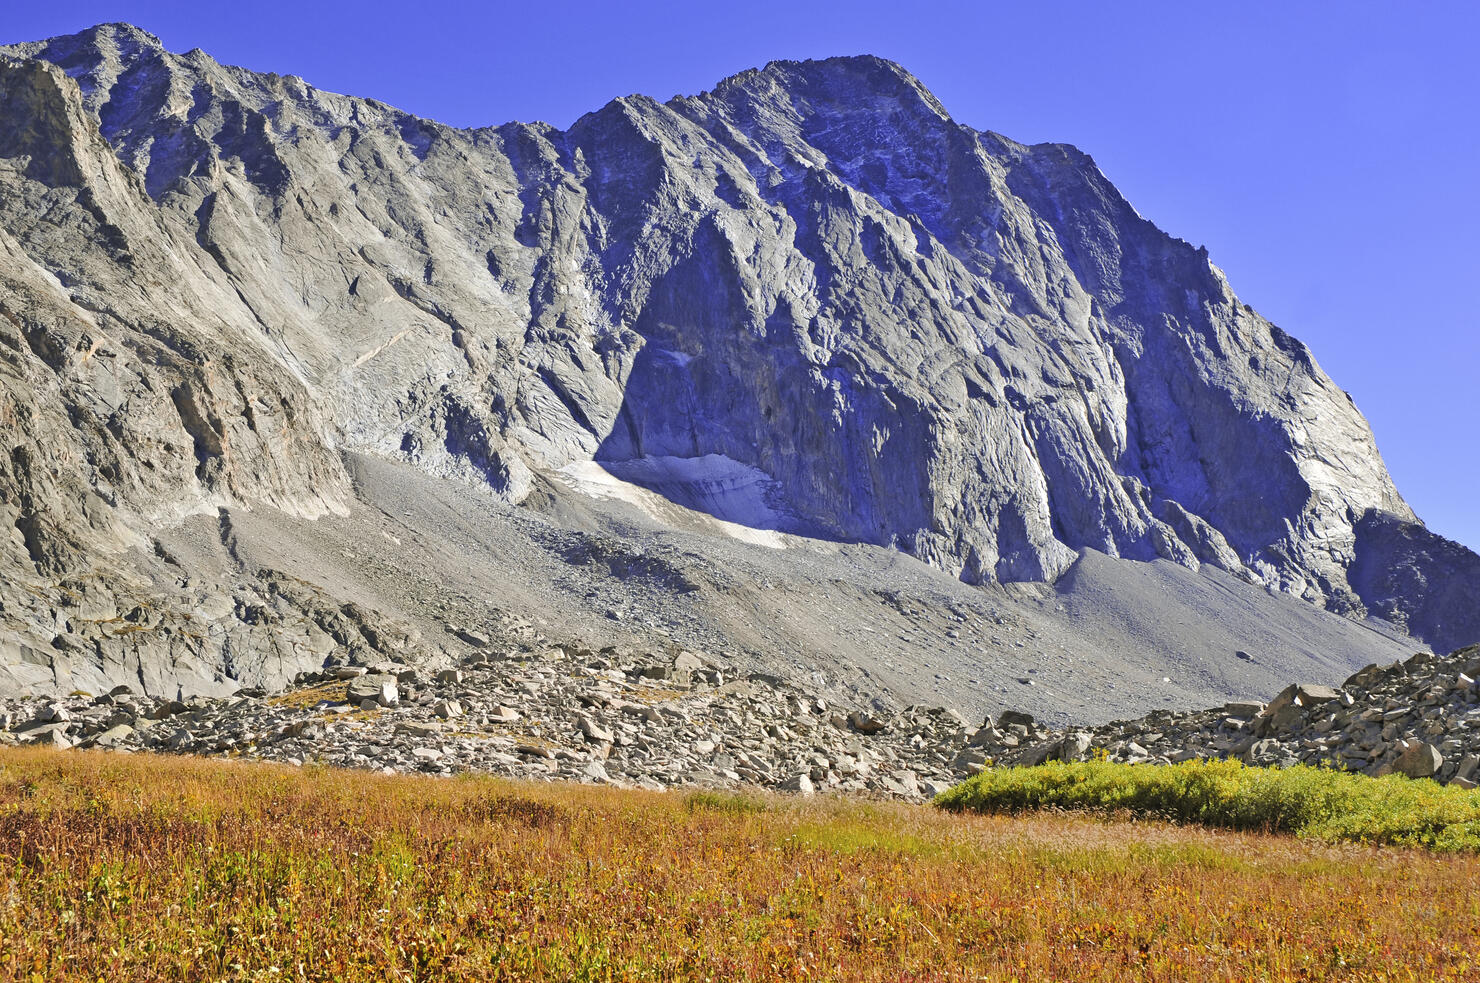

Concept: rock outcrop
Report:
left=972, top=644, right=1480, bottom=787
left=1351, top=511, right=1480, bottom=655
left=0, top=23, right=1474, bottom=695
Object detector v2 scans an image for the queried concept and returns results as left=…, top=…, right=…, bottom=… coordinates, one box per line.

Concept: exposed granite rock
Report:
left=0, top=23, right=1473, bottom=699
left=1351, top=511, right=1480, bottom=655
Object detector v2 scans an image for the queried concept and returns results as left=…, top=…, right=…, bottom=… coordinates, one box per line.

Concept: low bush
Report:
left=936, top=758, right=1480, bottom=850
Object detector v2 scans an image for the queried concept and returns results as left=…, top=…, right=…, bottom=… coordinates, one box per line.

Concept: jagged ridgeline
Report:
left=0, top=24, right=1475, bottom=698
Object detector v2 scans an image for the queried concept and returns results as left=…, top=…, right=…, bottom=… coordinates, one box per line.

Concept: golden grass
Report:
left=1, top=747, right=1478, bottom=981
left=265, top=680, right=349, bottom=709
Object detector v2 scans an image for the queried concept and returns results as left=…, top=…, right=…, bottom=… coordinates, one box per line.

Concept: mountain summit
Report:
left=0, top=25, right=1473, bottom=703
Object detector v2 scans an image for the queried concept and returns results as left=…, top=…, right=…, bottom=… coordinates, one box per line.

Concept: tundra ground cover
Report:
left=1, top=748, right=1478, bottom=981
left=938, top=758, right=1480, bottom=851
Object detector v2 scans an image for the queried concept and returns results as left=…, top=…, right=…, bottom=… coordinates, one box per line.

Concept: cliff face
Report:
left=0, top=24, right=1470, bottom=695
left=1351, top=513, right=1480, bottom=655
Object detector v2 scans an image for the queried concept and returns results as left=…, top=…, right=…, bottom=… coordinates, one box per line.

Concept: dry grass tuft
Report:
left=265, top=679, right=348, bottom=709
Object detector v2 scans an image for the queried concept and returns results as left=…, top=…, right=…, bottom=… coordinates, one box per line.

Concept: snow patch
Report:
left=556, top=455, right=793, bottom=548
left=656, top=348, right=695, bottom=366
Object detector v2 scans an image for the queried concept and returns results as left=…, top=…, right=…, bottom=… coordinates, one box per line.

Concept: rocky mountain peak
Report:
left=4, top=23, right=168, bottom=112
left=703, top=54, right=950, bottom=120
left=0, top=24, right=1474, bottom=704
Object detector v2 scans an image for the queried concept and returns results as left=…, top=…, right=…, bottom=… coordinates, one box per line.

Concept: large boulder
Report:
left=1391, top=739, right=1444, bottom=779
left=347, top=674, right=399, bottom=708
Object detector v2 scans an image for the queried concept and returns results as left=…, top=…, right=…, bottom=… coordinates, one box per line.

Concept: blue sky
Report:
left=9, top=1, right=1478, bottom=548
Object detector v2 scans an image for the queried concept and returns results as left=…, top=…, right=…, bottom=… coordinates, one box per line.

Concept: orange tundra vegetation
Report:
left=1, top=747, right=1478, bottom=982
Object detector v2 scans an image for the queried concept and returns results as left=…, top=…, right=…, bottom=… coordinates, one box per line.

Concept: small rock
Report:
left=578, top=716, right=614, bottom=744
left=28, top=727, right=72, bottom=749
left=38, top=704, right=71, bottom=724
left=886, top=770, right=920, bottom=797
left=1059, top=732, right=1093, bottom=761
left=94, top=724, right=134, bottom=745
left=1249, top=737, right=1284, bottom=769
left=1224, top=701, right=1264, bottom=718
left=782, top=773, right=815, bottom=796
left=1265, top=683, right=1341, bottom=716
left=454, top=629, right=491, bottom=648
left=967, top=724, right=999, bottom=747
left=1261, top=704, right=1307, bottom=735
left=1393, top=739, right=1444, bottom=779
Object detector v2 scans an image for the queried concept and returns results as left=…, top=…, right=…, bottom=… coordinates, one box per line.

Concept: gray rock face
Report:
left=0, top=23, right=1474, bottom=697
left=1351, top=512, right=1480, bottom=654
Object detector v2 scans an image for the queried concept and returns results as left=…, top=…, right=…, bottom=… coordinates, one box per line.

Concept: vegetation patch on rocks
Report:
left=937, top=759, right=1480, bottom=851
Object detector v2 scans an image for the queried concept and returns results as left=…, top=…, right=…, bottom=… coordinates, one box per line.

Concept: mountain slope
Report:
left=0, top=24, right=1472, bottom=701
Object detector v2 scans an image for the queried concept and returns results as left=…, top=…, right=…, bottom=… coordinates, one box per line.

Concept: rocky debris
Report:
left=0, top=644, right=978, bottom=802
left=11, top=637, right=1473, bottom=801
left=968, top=645, right=1480, bottom=785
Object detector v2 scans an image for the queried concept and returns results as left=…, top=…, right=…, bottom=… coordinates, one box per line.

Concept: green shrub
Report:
left=935, top=759, right=1480, bottom=851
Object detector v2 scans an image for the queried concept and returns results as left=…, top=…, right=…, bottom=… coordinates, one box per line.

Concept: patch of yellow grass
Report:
left=266, top=679, right=347, bottom=709
left=0, top=748, right=1477, bottom=981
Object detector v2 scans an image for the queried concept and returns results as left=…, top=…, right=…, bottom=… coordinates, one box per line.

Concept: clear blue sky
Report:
left=9, top=1, right=1478, bottom=549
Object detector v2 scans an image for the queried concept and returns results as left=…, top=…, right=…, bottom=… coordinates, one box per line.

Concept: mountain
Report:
left=0, top=23, right=1471, bottom=712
